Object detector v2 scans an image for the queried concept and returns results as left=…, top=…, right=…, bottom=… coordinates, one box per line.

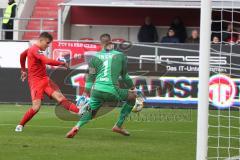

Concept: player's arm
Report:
left=85, top=57, right=97, bottom=94
left=20, top=49, right=28, bottom=82
left=33, top=52, right=66, bottom=67
left=121, top=55, right=134, bottom=89
left=20, top=49, right=28, bottom=72
left=122, top=73, right=134, bottom=89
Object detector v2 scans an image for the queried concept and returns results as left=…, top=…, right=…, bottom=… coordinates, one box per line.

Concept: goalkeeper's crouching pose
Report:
left=66, top=33, right=141, bottom=138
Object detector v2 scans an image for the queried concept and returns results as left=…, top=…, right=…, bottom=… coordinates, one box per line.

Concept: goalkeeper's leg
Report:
left=65, top=96, right=101, bottom=138
left=112, top=89, right=136, bottom=136
left=116, top=101, right=134, bottom=127
left=112, top=101, right=135, bottom=136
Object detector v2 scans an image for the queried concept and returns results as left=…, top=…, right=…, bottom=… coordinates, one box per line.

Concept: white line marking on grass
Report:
left=0, top=123, right=144, bottom=132
left=0, top=123, right=195, bottom=134
left=0, top=110, right=50, bottom=113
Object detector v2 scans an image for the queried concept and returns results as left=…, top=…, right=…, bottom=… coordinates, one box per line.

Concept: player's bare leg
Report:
left=15, top=99, right=41, bottom=132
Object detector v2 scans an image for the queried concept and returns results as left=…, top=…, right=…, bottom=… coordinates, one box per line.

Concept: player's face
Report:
left=105, top=43, right=114, bottom=51
left=39, top=38, right=51, bottom=51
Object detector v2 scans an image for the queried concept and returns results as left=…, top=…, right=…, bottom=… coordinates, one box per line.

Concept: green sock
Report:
left=76, top=111, right=92, bottom=128
left=116, top=102, right=133, bottom=127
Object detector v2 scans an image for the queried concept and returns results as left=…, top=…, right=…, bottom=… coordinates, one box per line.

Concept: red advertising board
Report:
left=51, top=41, right=102, bottom=68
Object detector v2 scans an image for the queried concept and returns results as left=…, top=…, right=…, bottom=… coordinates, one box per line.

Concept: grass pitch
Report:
left=0, top=104, right=197, bottom=160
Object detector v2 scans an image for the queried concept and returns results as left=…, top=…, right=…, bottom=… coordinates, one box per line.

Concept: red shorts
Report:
left=29, top=78, right=60, bottom=101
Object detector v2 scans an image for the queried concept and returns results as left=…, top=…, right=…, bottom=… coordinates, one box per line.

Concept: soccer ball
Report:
left=132, top=96, right=144, bottom=113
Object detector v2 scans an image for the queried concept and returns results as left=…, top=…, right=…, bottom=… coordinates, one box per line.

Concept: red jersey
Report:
left=20, top=44, right=64, bottom=83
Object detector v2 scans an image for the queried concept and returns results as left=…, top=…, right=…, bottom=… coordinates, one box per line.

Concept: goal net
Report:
left=207, top=0, right=240, bottom=159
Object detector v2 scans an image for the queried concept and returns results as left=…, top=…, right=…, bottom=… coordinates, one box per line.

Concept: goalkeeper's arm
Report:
left=121, top=54, right=134, bottom=89
left=121, top=73, right=134, bottom=89
left=84, top=58, right=97, bottom=95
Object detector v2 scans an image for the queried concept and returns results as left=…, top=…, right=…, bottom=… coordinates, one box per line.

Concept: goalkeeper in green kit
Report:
left=66, top=33, right=140, bottom=138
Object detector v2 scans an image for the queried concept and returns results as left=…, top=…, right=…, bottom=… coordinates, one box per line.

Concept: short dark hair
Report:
left=168, top=27, right=175, bottom=32
left=39, top=32, right=53, bottom=42
left=100, top=33, right=111, bottom=46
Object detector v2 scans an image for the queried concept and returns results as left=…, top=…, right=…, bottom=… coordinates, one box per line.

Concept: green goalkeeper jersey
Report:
left=85, top=49, right=133, bottom=95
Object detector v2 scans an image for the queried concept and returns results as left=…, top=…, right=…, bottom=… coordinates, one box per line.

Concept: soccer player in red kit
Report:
left=15, top=32, right=81, bottom=132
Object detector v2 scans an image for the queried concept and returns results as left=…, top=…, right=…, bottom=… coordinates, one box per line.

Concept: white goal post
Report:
left=196, top=0, right=212, bottom=159
left=197, top=0, right=240, bottom=159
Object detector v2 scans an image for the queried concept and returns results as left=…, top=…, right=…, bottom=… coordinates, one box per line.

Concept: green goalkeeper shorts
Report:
left=89, top=88, right=129, bottom=111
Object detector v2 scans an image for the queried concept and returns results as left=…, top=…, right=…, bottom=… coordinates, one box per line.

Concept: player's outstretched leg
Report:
left=58, top=98, right=81, bottom=114
left=66, top=108, right=93, bottom=138
left=51, top=90, right=82, bottom=115
left=112, top=101, right=134, bottom=136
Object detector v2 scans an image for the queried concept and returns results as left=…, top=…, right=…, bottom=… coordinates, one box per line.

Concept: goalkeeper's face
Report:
left=100, top=34, right=111, bottom=46
left=99, top=33, right=114, bottom=51
left=104, top=43, right=114, bottom=51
